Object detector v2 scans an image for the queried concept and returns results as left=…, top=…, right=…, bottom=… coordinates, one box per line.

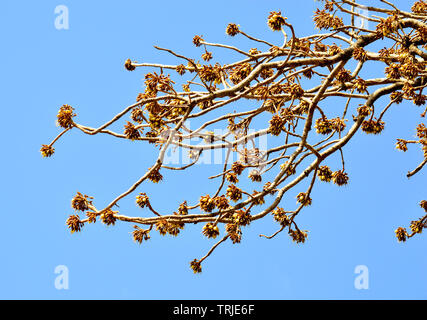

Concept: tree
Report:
left=41, top=0, right=427, bottom=273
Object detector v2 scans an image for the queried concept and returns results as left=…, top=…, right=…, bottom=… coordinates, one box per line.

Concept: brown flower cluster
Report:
left=40, top=145, right=55, bottom=158
left=267, top=11, right=286, bottom=31
left=66, top=215, right=84, bottom=233
left=318, top=166, right=333, bottom=182
left=361, top=119, right=385, bottom=135
left=57, top=104, right=75, bottom=129
left=226, top=23, right=240, bottom=36
left=296, top=192, right=312, bottom=207
left=314, top=9, right=344, bottom=30
left=202, top=223, right=220, bottom=239
left=71, top=192, right=93, bottom=211
left=132, top=226, right=151, bottom=243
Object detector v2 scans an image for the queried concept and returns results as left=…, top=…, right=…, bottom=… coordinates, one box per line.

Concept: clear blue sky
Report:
left=0, top=0, right=426, bottom=299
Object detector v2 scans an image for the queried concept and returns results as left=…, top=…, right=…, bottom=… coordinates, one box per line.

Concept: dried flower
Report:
left=214, top=196, right=229, bottom=210
left=226, top=172, right=239, bottom=183
left=132, top=225, right=151, bottom=243
left=71, top=192, right=93, bottom=211
left=353, top=77, right=367, bottom=93
left=396, top=139, right=408, bottom=152
left=332, top=170, right=349, bottom=186
left=66, top=214, right=84, bottom=233
left=147, top=167, right=163, bottom=183
left=395, top=227, right=407, bottom=242
left=40, top=144, right=55, bottom=158
left=101, top=209, right=117, bottom=226
left=57, top=104, right=75, bottom=129
left=353, top=47, right=368, bottom=62
left=315, top=117, right=333, bottom=135
left=86, top=211, right=97, bottom=224
left=412, top=1, right=427, bottom=14
left=318, top=166, right=333, bottom=182
left=269, top=115, right=284, bottom=136
left=124, top=59, right=135, bottom=71
left=272, top=207, right=290, bottom=227
left=231, top=162, right=245, bottom=175
left=357, top=105, right=371, bottom=117
left=200, top=195, right=216, bottom=212
left=178, top=201, right=188, bottom=215
left=202, top=51, right=213, bottom=62
left=176, top=64, right=186, bottom=75
left=124, top=121, right=141, bottom=140
left=226, top=223, right=242, bottom=244
left=313, top=9, right=344, bottom=30
left=410, top=220, right=424, bottom=234
left=385, top=63, right=401, bottom=79
left=279, top=162, right=295, bottom=176
left=289, top=228, right=308, bottom=243
left=136, top=193, right=150, bottom=208
left=296, top=192, right=312, bottom=206
left=226, top=23, right=240, bottom=36
left=190, top=259, right=202, bottom=273
left=361, top=119, right=385, bottom=134
left=202, top=223, right=220, bottom=239
left=193, top=35, right=204, bottom=47
left=267, top=11, right=287, bottom=31
left=226, top=184, right=243, bottom=202
left=232, top=210, right=252, bottom=226
left=131, top=107, right=145, bottom=123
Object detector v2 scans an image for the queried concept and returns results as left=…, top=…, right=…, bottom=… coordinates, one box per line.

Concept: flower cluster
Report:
left=202, top=223, right=220, bottom=239
left=313, top=9, right=343, bottom=30
left=267, top=11, right=286, bottom=31
left=57, top=104, right=75, bottom=129
left=132, top=226, right=151, bottom=243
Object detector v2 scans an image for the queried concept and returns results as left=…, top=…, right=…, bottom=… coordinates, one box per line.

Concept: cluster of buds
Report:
left=318, top=166, right=333, bottom=182
left=155, top=219, right=184, bottom=236
left=71, top=192, right=93, bottom=212
left=288, top=228, right=308, bottom=244
left=57, top=104, right=76, bottom=129
left=272, top=207, right=290, bottom=227
left=132, top=226, right=151, bottom=243
left=361, top=119, right=385, bottom=134
left=40, top=144, right=55, bottom=158
left=232, top=210, right=252, bottom=226
left=313, top=8, right=344, bottom=30
left=229, top=63, right=252, bottom=84
left=269, top=115, right=285, bottom=136
left=136, top=193, right=150, bottom=209
left=200, top=195, right=216, bottom=212
left=226, top=223, right=242, bottom=244
left=226, top=184, right=243, bottom=202
left=214, top=196, right=229, bottom=210
left=202, top=223, right=220, bottom=239
left=226, top=23, right=240, bottom=36
left=147, top=167, right=163, bottom=183
left=296, top=192, right=312, bottom=207
left=332, top=170, right=349, bottom=186
left=267, top=11, right=287, bottom=31
left=124, top=121, right=141, bottom=140
left=66, top=215, right=84, bottom=233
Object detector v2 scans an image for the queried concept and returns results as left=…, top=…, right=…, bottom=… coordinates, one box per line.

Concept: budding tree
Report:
left=42, top=0, right=427, bottom=273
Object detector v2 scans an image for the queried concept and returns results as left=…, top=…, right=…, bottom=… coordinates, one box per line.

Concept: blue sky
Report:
left=0, top=0, right=426, bottom=299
